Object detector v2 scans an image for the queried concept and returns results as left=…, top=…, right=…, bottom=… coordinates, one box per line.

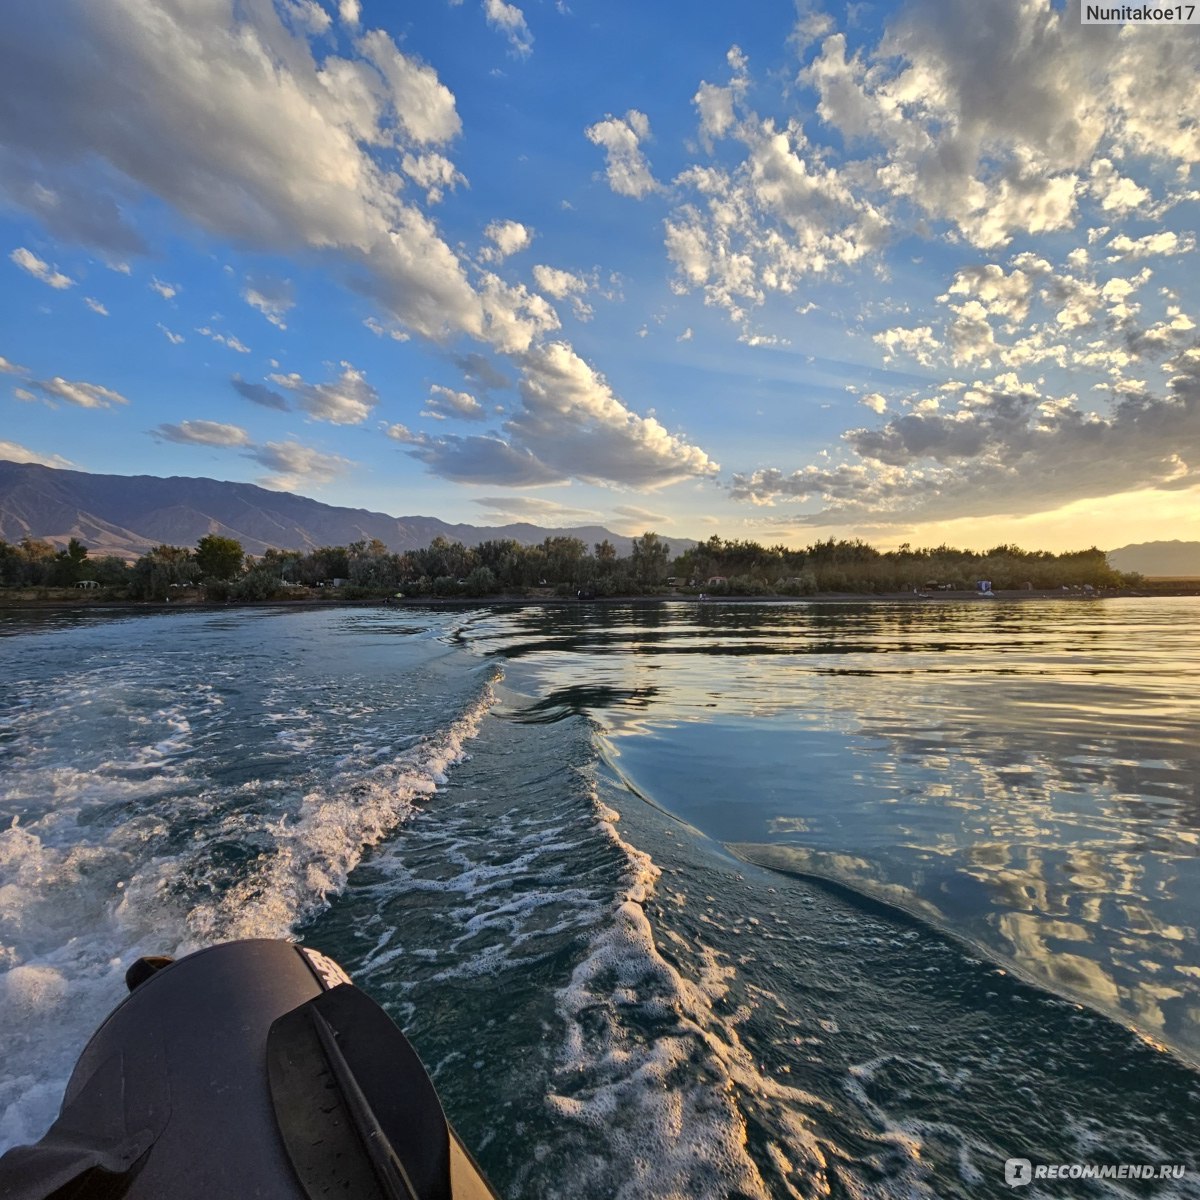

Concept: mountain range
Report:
left=2, top=460, right=1193, bottom=574
left=1107, top=540, right=1200, bottom=578
left=0, top=461, right=691, bottom=560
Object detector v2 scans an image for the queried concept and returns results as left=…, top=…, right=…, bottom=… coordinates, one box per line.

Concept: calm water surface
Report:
left=1, top=599, right=1198, bottom=1198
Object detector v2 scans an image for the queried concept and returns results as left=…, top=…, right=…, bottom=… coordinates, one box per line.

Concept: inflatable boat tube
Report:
left=0, top=939, right=499, bottom=1200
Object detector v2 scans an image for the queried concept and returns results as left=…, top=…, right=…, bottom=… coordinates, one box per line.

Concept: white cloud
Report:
left=363, top=315, right=410, bottom=341
left=730, top=345, right=1200, bottom=525
left=0, top=355, right=28, bottom=375
left=666, top=113, right=887, bottom=326
left=268, top=362, right=378, bottom=424
left=356, top=29, right=462, bottom=145
left=873, top=324, right=940, bottom=366
left=1106, top=231, right=1195, bottom=261
left=84, top=296, right=109, bottom=316
left=393, top=340, right=718, bottom=489
left=481, top=219, right=533, bottom=262
left=247, top=439, right=354, bottom=490
left=585, top=110, right=659, bottom=198
left=338, top=0, right=361, bottom=27
left=26, top=376, right=129, bottom=409
left=1088, top=158, right=1151, bottom=214
left=861, top=392, right=887, bottom=414
left=154, top=419, right=251, bottom=446
left=508, top=341, right=719, bottom=487
left=158, top=324, right=185, bottom=345
left=422, top=383, right=486, bottom=421
left=943, top=264, right=1034, bottom=323
left=150, top=277, right=179, bottom=300
left=0, top=439, right=73, bottom=468
left=0, top=4, right=497, bottom=347
left=400, top=151, right=466, bottom=203
left=242, top=276, right=294, bottom=328
left=478, top=271, right=560, bottom=354
left=532, top=263, right=593, bottom=319
left=483, top=0, right=533, bottom=57
left=10, top=247, right=74, bottom=289
left=197, top=326, right=251, bottom=353
left=802, top=1, right=1200, bottom=250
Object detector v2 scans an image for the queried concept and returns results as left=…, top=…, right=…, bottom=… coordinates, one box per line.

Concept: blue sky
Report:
left=2, top=0, right=1198, bottom=551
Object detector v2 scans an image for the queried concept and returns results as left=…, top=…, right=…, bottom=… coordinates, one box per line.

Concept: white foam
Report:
left=178, top=683, right=496, bottom=946
left=542, top=788, right=932, bottom=1199
left=0, top=683, right=497, bottom=1155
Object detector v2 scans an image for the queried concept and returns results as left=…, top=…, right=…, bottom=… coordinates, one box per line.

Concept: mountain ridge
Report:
left=0, top=460, right=690, bottom=560
left=1107, top=540, right=1200, bottom=577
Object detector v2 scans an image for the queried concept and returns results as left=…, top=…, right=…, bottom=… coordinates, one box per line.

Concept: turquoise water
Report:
left=1, top=601, right=1198, bottom=1197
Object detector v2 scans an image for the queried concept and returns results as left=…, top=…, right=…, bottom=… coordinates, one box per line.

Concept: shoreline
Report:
left=3, top=586, right=1195, bottom=614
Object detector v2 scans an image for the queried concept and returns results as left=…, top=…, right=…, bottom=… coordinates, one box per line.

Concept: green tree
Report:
left=129, top=545, right=198, bottom=600
left=195, top=535, right=244, bottom=581
left=630, top=532, right=670, bottom=586
left=50, top=537, right=90, bottom=585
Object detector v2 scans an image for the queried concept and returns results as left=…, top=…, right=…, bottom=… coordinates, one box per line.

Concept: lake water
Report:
left=2, top=599, right=1198, bottom=1197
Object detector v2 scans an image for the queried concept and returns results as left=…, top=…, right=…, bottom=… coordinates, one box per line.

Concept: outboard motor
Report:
left=0, top=940, right=498, bottom=1199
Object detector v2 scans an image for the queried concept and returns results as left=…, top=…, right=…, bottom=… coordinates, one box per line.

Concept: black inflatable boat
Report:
left=0, top=939, right=499, bottom=1199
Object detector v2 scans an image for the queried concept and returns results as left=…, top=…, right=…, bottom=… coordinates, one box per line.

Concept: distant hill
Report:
left=0, top=461, right=694, bottom=560
left=1108, top=540, right=1200, bottom=577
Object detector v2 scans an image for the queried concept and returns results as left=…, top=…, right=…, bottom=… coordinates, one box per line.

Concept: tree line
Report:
left=0, top=531, right=1140, bottom=600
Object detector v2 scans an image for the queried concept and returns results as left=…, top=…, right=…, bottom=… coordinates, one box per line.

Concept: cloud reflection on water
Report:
left=463, top=598, right=1200, bottom=1059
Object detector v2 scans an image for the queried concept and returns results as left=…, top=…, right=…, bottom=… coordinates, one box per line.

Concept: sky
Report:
left=1, top=0, right=1198, bottom=553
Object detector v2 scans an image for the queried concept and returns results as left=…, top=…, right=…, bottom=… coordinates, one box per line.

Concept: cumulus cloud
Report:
left=24, top=377, right=128, bottom=409
left=246, top=439, right=354, bottom=490
left=481, top=219, right=533, bottom=262
left=478, top=272, right=560, bottom=353
left=797, top=0, right=1200, bottom=249
left=153, top=419, right=251, bottom=446
left=943, top=264, right=1034, bottom=323
left=0, top=3, right=507, bottom=348
left=585, top=110, right=659, bottom=198
left=150, top=277, right=178, bottom=300
left=422, top=383, right=486, bottom=421
left=389, top=340, right=718, bottom=489
left=268, top=363, right=378, bottom=424
left=1106, top=231, right=1195, bottom=261
left=158, top=324, right=185, bottom=345
left=242, top=276, right=295, bottom=328
left=400, top=151, right=466, bottom=203
left=508, top=341, right=719, bottom=487
left=873, top=325, right=940, bottom=366
left=84, top=296, right=109, bottom=315
left=532, top=264, right=593, bottom=319
left=0, top=440, right=73, bottom=468
left=731, top=346, right=1200, bottom=524
left=666, top=101, right=887, bottom=324
left=10, top=247, right=74, bottom=289
left=0, top=355, right=28, bottom=375
left=483, top=0, right=533, bottom=57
